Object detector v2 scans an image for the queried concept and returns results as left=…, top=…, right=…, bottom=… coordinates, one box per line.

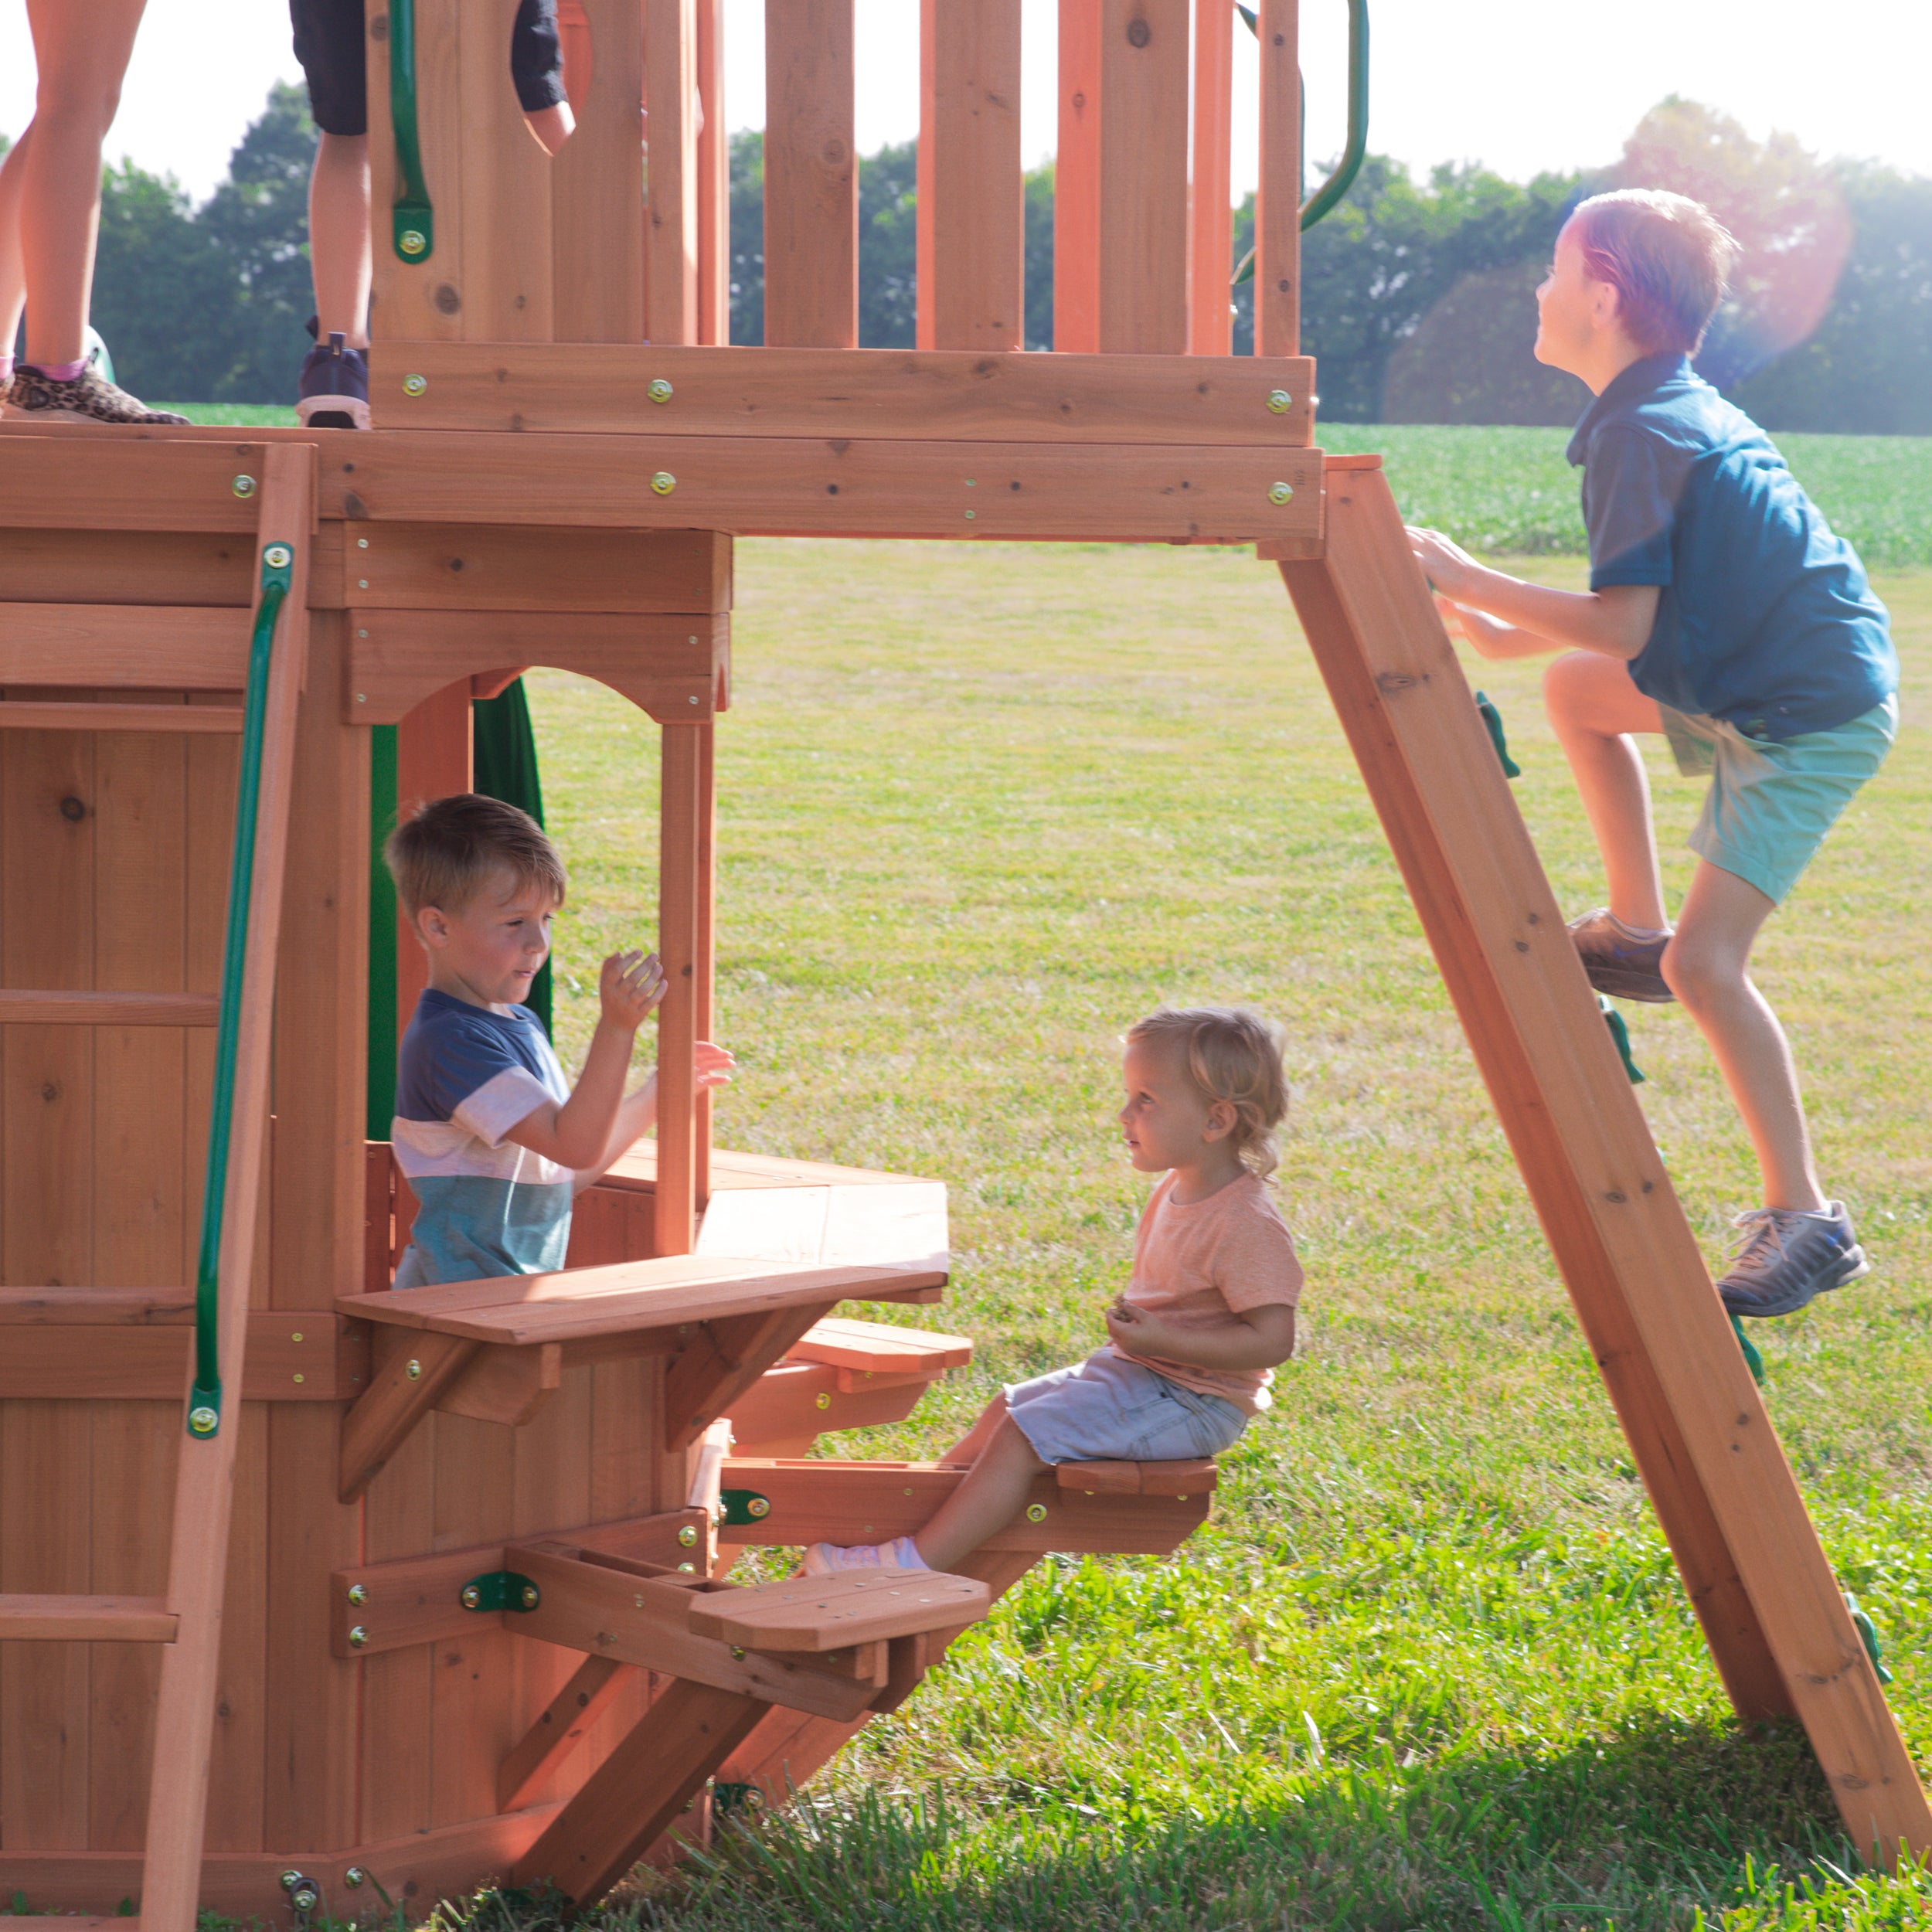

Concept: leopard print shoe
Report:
left=4, top=359, right=190, bottom=426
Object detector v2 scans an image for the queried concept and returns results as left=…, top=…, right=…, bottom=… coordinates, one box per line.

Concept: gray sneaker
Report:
left=1568, top=907, right=1675, bottom=1003
left=1718, top=1201, right=1869, bottom=1318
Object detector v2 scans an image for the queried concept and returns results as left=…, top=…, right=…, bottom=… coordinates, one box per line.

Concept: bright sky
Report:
left=0, top=0, right=1927, bottom=207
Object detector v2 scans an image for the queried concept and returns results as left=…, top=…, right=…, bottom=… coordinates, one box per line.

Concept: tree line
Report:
left=7, top=86, right=1927, bottom=434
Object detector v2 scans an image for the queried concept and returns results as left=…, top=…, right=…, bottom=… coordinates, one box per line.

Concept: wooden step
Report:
left=1056, top=1458, right=1219, bottom=1498
left=0, top=990, right=218, bottom=1027
left=784, top=1315, right=971, bottom=1378
left=0, top=1594, right=179, bottom=1641
left=0, top=699, right=243, bottom=733
left=686, top=1570, right=990, bottom=1651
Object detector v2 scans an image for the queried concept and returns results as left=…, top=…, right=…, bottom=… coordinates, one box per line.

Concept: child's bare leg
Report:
left=308, top=133, right=371, bottom=349
left=0, top=124, right=31, bottom=352
left=913, top=1415, right=1047, bottom=1573
left=939, top=1393, right=1010, bottom=1468
left=1544, top=650, right=1671, bottom=930
left=1664, top=861, right=1825, bottom=1212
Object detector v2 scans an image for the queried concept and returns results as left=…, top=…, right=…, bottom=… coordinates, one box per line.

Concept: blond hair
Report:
left=1567, top=189, right=1740, bottom=356
left=384, top=793, right=567, bottom=918
left=1126, top=1006, right=1291, bottom=1179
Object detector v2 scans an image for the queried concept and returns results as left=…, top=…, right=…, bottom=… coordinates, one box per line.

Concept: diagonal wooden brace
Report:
left=662, top=1299, right=835, bottom=1452
left=338, top=1329, right=480, bottom=1502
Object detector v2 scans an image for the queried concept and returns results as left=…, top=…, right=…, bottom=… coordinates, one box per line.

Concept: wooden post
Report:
left=762, top=0, right=857, bottom=348
left=1053, top=0, right=1100, bottom=353
left=693, top=716, right=716, bottom=1212
left=1254, top=0, right=1301, bottom=356
left=1097, top=0, right=1189, bottom=354
left=1189, top=0, right=1234, bottom=355
left=391, top=680, right=474, bottom=1052
left=695, top=0, right=730, bottom=345
left=1278, top=456, right=1932, bottom=1865
left=917, top=0, right=1024, bottom=352
left=553, top=0, right=646, bottom=342
left=655, top=723, right=702, bottom=1256
left=645, top=0, right=699, bottom=346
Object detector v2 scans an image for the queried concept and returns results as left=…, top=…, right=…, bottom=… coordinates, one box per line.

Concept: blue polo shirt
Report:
left=1569, top=355, right=1895, bottom=740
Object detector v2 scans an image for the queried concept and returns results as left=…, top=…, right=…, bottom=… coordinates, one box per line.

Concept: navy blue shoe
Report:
left=1568, top=906, right=1675, bottom=1004
left=1719, top=1201, right=1869, bottom=1318
left=297, top=327, right=369, bottom=430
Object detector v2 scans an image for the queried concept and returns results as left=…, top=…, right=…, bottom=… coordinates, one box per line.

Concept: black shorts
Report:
left=291, top=0, right=566, bottom=138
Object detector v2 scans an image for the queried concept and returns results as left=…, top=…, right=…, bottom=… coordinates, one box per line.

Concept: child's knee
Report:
left=1541, top=648, right=1598, bottom=722
left=1662, top=932, right=1745, bottom=1006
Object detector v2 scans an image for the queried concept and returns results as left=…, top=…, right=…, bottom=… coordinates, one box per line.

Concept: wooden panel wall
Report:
left=917, top=0, right=1023, bottom=352
left=763, top=0, right=857, bottom=347
left=553, top=0, right=646, bottom=342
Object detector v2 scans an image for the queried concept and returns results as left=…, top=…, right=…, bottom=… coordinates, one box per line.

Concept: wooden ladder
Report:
left=0, top=446, right=315, bottom=1932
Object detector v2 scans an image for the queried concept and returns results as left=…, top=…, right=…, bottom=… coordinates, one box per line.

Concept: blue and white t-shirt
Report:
left=391, top=988, right=574, bottom=1287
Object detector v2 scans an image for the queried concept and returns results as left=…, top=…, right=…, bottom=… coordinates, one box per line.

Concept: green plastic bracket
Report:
left=1472, top=690, right=1521, bottom=780
left=1728, top=1314, right=1766, bottom=1388
left=712, top=1782, right=762, bottom=1818
left=187, top=541, right=291, bottom=1440
left=459, top=1571, right=542, bottom=1614
left=1596, top=995, right=1645, bottom=1087
left=1842, top=1591, right=1893, bottom=1685
left=389, top=0, right=435, bottom=264
left=719, top=1489, right=772, bottom=1528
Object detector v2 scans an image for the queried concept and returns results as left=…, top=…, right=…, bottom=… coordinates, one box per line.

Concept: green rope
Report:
left=188, top=540, right=291, bottom=1439
left=1728, top=1314, right=1766, bottom=1388
left=1473, top=691, right=1521, bottom=779
left=1842, top=1592, right=1893, bottom=1685
left=1596, top=995, right=1645, bottom=1086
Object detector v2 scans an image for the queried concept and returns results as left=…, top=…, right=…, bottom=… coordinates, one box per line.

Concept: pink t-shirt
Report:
left=1111, top=1170, right=1302, bottom=1416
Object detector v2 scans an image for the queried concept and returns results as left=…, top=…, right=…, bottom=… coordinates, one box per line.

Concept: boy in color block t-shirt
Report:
left=384, top=794, right=733, bottom=1290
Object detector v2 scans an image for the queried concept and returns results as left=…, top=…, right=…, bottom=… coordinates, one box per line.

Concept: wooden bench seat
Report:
left=731, top=1315, right=974, bottom=1457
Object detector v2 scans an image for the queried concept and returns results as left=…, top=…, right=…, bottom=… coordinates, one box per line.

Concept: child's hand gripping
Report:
left=600, top=949, right=668, bottom=1032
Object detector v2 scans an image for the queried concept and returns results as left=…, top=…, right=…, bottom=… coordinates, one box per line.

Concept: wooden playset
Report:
left=0, top=3, right=1925, bottom=1926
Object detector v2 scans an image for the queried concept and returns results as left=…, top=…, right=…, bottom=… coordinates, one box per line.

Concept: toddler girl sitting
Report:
left=804, top=1005, right=1301, bottom=1576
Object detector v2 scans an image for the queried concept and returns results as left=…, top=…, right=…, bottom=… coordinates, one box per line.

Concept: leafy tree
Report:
left=859, top=138, right=916, bottom=346
left=727, top=128, right=764, bottom=345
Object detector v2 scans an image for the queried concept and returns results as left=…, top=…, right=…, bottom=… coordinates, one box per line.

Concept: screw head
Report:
left=815, top=1392, right=832, bottom=1410
left=648, top=378, right=673, bottom=403
left=747, top=1496, right=771, bottom=1519
left=651, top=471, right=677, bottom=495
left=1026, top=1502, right=1048, bottom=1523
left=231, top=474, right=257, bottom=498
left=344, top=1869, right=367, bottom=1889
left=347, top=1583, right=368, bottom=1607
left=399, top=228, right=428, bottom=257
left=1269, top=481, right=1295, bottom=505
left=1267, top=389, right=1294, bottom=414
left=291, top=1885, right=321, bottom=1913
left=677, top=1561, right=696, bottom=1573
left=291, top=1372, right=304, bottom=1385
left=678, top=1523, right=699, bottom=1546
left=347, top=1624, right=369, bottom=1647
left=402, top=372, right=427, bottom=396
left=519, top=1583, right=540, bottom=1610
left=964, top=509, right=977, bottom=520
left=730, top=1645, right=747, bottom=1661
left=460, top=1584, right=481, bottom=1610
left=264, top=543, right=293, bottom=569
left=291, top=1332, right=304, bottom=1343
left=281, top=1871, right=307, bottom=1892
left=405, top=1358, right=422, bottom=1380
left=188, top=1406, right=219, bottom=1436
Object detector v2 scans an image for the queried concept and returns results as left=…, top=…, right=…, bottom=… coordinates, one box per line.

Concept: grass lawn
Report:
left=467, top=531, right=1932, bottom=1931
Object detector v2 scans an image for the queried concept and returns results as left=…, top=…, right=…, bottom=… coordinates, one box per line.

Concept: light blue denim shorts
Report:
left=1004, top=1348, right=1247, bottom=1464
left=1658, top=696, right=1896, bottom=906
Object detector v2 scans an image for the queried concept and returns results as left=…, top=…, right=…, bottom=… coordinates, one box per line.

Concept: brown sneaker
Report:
left=1568, top=907, right=1675, bottom=1004
left=4, top=358, right=190, bottom=427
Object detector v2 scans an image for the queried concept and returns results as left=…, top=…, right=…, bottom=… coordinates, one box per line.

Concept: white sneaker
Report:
left=800, top=1536, right=926, bottom=1576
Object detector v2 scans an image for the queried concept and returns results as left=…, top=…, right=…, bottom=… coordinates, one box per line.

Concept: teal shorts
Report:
left=1657, top=696, right=1896, bottom=905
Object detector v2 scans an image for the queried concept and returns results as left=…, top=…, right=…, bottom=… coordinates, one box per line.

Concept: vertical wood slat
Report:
left=553, top=0, right=645, bottom=343
left=654, top=723, right=702, bottom=1257
left=692, top=718, right=716, bottom=1210
left=1279, top=461, right=1932, bottom=1865
left=392, top=680, right=474, bottom=1053
left=367, top=0, right=467, bottom=345
left=1097, top=0, right=1189, bottom=353
left=460, top=0, right=556, bottom=341
left=1052, top=0, right=1100, bottom=352
left=1254, top=0, right=1301, bottom=355
left=645, top=0, right=699, bottom=345
left=763, top=0, right=856, bottom=348
left=1189, top=0, right=1234, bottom=354
left=695, top=0, right=730, bottom=344
left=917, top=0, right=1023, bottom=352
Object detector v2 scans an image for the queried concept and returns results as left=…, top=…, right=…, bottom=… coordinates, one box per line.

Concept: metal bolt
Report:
left=347, top=1624, right=369, bottom=1647
left=679, top=1523, right=699, bottom=1547
left=460, top=1584, right=481, bottom=1610
left=399, top=229, right=428, bottom=257
left=815, top=1392, right=832, bottom=1410
left=688, top=634, right=699, bottom=644
left=730, top=1645, right=746, bottom=1661
left=648, top=378, right=674, bottom=403
left=651, top=471, right=677, bottom=496
left=403, top=372, right=428, bottom=396
left=747, top=1497, right=771, bottom=1519
left=405, top=1358, right=422, bottom=1379
left=291, top=1884, right=321, bottom=1913
left=1026, top=1502, right=1048, bottom=1523
left=1268, top=481, right=1294, bottom=505
left=677, top=1562, right=695, bottom=1573
left=355, top=691, right=368, bottom=701
left=688, top=695, right=699, bottom=705
left=1267, top=389, right=1293, bottom=414
left=264, top=544, right=293, bottom=569
left=232, top=474, right=257, bottom=498
left=519, top=1584, right=540, bottom=1610
left=359, top=579, right=369, bottom=589
left=281, top=1872, right=305, bottom=1893
left=344, top=1869, right=368, bottom=1889
left=358, top=536, right=369, bottom=548
left=904, top=1488, right=913, bottom=1496
left=292, top=1372, right=304, bottom=1385
left=347, top=1583, right=368, bottom=1607
left=291, top=1332, right=304, bottom=1343
left=964, top=509, right=976, bottom=519
left=188, top=1406, right=219, bottom=1436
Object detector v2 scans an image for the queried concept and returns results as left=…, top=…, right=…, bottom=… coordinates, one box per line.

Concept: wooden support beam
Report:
left=663, top=1302, right=835, bottom=1453
left=1189, top=0, right=1235, bottom=354
left=337, top=1328, right=481, bottom=1502
left=1278, top=456, right=1932, bottom=1866
left=763, top=0, right=857, bottom=346
left=369, top=342, right=1316, bottom=444
left=434, top=1339, right=563, bottom=1427
left=0, top=438, right=278, bottom=532
left=511, top=1676, right=767, bottom=1903
left=656, top=719, right=703, bottom=1256
left=695, top=0, right=730, bottom=344
left=498, top=1655, right=637, bottom=1811
left=1097, top=0, right=1189, bottom=353
left=0, top=606, right=247, bottom=689
left=0, top=1315, right=367, bottom=1403
left=0, top=1596, right=179, bottom=1642
left=645, top=0, right=699, bottom=345
left=551, top=0, right=645, bottom=342
left=917, top=0, right=1024, bottom=352
left=0, top=701, right=242, bottom=733
left=1254, top=0, right=1301, bottom=356
left=693, top=718, right=716, bottom=1207
left=1053, top=0, right=1100, bottom=352
left=0, top=990, right=217, bottom=1027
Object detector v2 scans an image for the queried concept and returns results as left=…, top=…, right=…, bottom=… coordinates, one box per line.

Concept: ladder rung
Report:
left=0, top=1594, right=179, bottom=1641
left=0, top=699, right=243, bottom=733
left=0, top=989, right=218, bottom=1027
